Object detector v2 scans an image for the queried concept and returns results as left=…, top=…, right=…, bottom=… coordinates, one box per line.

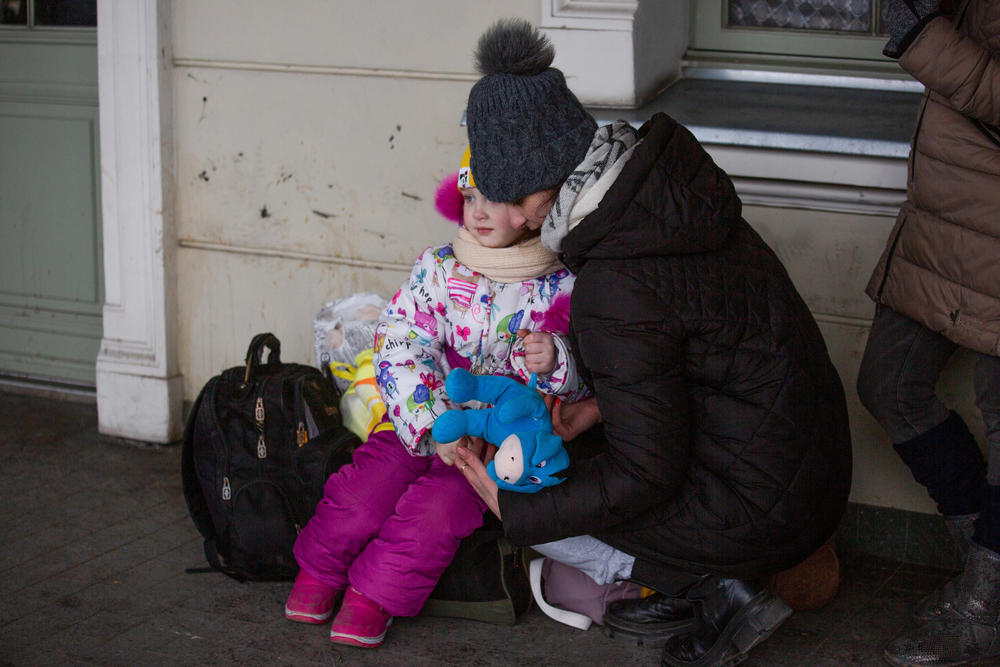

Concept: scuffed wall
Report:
left=171, top=1, right=536, bottom=393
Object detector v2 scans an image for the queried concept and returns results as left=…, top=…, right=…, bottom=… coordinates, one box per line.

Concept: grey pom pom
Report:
left=474, top=18, right=554, bottom=76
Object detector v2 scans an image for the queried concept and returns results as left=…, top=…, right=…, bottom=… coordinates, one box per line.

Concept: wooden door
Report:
left=0, top=0, right=101, bottom=385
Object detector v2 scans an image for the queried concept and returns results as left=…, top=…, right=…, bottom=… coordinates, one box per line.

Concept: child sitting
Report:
left=284, top=147, right=587, bottom=648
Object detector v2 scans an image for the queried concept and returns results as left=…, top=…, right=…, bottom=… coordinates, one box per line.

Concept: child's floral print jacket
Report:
left=373, top=243, right=588, bottom=455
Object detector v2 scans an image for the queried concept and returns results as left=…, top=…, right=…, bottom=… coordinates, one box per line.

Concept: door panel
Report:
left=0, top=31, right=101, bottom=384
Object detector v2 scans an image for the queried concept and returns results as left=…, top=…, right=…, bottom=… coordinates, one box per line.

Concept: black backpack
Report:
left=182, top=333, right=359, bottom=581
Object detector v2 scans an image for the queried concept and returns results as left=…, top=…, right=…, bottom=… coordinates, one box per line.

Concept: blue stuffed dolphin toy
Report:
left=432, top=368, right=569, bottom=493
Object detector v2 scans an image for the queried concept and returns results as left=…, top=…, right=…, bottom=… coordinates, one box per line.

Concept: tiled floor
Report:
left=0, top=391, right=954, bottom=666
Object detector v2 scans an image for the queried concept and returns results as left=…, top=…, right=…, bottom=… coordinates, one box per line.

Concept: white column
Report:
left=540, top=0, right=688, bottom=107
left=95, top=0, right=182, bottom=443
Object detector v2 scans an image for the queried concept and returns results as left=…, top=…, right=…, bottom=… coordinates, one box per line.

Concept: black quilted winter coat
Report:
left=499, top=114, right=852, bottom=585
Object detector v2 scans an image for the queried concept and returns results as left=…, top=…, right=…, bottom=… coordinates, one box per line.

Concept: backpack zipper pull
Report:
left=255, top=397, right=265, bottom=425
left=257, top=433, right=267, bottom=459
left=296, top=421, right=307, bottom=447
left=222, top=476, right=231, bottom=500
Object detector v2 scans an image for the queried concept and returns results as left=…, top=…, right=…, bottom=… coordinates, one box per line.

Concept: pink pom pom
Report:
left=435, top=171, right=464, bottom=224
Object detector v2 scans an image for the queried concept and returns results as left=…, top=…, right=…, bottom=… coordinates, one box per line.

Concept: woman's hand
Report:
left=461, top=435, right=496, bottom=465
left=551, top=397, right=602, bottom=441
left=456, top=445, right=501, bottom=520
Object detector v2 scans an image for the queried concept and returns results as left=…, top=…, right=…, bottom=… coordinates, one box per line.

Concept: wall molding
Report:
left=733, top=177, right=905, bottom=217
left=177, top=239, right=412, bottom=273
left=545, top=0, right=639, bottom=28
left=95, top=0, right=182, bottom=443
left=173, top=58, right=479, bottom=82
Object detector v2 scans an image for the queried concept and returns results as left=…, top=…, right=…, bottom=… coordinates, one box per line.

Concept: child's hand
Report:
left=436, top=438, right=459, bottom=465
left=517, top=330, right=556, bottom=375
left=437, top=435, right=493, bottom=466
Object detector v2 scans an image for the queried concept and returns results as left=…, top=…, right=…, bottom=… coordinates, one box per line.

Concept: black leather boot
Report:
left=661, top=576, right=792, bottom=667
left=885, top=542, right=1000, bottom=666
left=602, top=592, right=697, bottom=647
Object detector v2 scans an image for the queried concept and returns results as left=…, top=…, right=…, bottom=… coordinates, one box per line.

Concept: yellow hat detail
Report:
left=457, top=146, right=476, bottom=190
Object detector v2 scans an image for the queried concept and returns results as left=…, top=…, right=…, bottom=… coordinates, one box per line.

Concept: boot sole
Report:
left=601, top=617, right=696, bottom=648
left=662, top=591, right=792, bottom=667
left=330, top=617, right=392, bottom=648
left=284, top=605, right=334, bottom=624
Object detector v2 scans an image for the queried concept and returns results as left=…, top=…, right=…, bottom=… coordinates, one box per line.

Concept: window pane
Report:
left=728, top=0, right=873, bottom=32
left=34, top=0, right=96, bottom=27
left=877, top=1, right=890, bottom=35
left=2, top=0, right=27, bottom=25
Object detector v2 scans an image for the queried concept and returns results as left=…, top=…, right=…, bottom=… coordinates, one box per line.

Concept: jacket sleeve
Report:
left=901, top=16, right=1000, bottom=126
left=509, top=331, right=589, bottom=401
left=500, top=267, right=691, bottom=545
left=373, top=247, right=454, bottom=455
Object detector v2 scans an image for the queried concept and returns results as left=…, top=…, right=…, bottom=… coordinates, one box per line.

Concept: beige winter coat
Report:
left=866, top=1, right=1000, bottom=356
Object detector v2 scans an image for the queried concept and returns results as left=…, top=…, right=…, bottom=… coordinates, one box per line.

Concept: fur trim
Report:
left=539, top=292, right=571, bottom=334
left=474, top=18, right=554, bottom=76
left=435, top=171, right=464, bottom=224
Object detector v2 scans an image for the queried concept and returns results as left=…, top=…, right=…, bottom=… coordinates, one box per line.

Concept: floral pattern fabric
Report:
left=373, top=243, right=587, bottom=455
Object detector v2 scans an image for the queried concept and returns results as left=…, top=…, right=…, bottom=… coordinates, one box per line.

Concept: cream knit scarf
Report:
left=452, top=227, right=564, bottom=283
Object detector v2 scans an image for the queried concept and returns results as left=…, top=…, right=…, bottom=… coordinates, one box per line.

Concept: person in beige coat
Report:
left=857, top=0, right=1000, bottom=664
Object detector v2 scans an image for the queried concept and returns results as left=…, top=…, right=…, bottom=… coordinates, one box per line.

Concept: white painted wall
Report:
left=164, top=0, right=984, bottom=514
left=171, top=0, right=536, bottom=389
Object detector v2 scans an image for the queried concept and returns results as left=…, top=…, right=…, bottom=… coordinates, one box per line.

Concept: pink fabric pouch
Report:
left=532, top=557, right=645, bottom=628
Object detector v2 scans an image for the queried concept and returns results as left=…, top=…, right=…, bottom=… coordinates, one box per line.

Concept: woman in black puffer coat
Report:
left=510, top=111, right=852, bottom=586
left=455, top=19, right=852, bottom=666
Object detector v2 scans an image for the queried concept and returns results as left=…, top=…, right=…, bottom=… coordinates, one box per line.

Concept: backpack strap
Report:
left=182, top=385, right=248, bottom=581
left=242, top=333, right=282, bottom=386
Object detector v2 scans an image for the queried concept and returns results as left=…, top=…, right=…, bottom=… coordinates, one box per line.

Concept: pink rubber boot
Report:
left=329, top=586, right=393, bottom=648
left=284, top=569, right=339, bottom=624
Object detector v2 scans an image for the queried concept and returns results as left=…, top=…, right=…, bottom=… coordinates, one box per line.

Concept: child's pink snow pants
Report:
left=292, top=425, right=487, bottom=616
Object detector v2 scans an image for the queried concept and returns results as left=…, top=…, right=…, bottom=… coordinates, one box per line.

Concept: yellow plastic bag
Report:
left=329, top=349, right=393, bottom=442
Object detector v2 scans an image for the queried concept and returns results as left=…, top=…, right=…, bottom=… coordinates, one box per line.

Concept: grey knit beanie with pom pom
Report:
left=467, top=18, right=597, bottom=204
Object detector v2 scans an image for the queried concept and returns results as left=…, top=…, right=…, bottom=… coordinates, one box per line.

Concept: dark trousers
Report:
left=857, top=306, right=1000, bottom=485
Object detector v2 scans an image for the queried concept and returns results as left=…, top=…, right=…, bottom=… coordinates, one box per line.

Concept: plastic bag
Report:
left=313, top=292, right=387, bottom=392
left=329, top=348, right=393, bottom=442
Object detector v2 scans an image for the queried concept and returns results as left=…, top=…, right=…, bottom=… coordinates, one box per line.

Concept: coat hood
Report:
left=560, top=113, right=741, bottom=273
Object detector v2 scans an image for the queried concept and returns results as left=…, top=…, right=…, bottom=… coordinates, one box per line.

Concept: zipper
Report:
left=255, top=396, right=267, bottom=460
left=255, top=379, right=269, bottom=461
left=908, top=96, right=929, bottom=183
